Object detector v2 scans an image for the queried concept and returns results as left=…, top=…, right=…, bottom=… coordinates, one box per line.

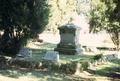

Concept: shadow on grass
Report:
left=110, top=59, right=120, bottom=65
left=94, top=66, right=120, bottom=79
left=0, top=68, right=56, bottom=79
left=0, top=68, right=95, bottom=81
left=0, top=68, right=29, bottom=78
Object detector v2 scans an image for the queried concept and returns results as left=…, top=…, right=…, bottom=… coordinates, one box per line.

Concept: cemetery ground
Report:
left=0, top=42, right=120, bottom=81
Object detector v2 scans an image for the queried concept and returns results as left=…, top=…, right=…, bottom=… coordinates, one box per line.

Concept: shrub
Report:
left=41, top=60, right=60, bottom=71
left=0, top=56, right=8, bottom=69
left=60, top=61, right=79, bottom=74
left=0, top=0, right=49, bottom=57
left=80, top=61, right=89, bottom=71
left=9, top=59, right=41, bottom=69
left=93, top=54, right=103, bottom=61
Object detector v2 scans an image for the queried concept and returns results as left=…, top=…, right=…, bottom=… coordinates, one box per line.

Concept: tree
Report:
left=46, top=0, right=77, bottom=33
left=0, top=0, right=49, bottom=56
left=89, top=0, right=120, bottom=51
left=44, top=0, right=91, bottom=33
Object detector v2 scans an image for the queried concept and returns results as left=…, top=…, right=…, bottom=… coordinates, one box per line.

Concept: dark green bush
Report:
left=0, top=56, right=8, bottom=69
left=9, top=59, right=41, bottom=69
left=0, top=0, right=49, bottom=57
left=80, top=61, right=89, bottom=71
left=50, top=62, right=60, bottom=71
left=41, top=60, right=60, bottom=71
left=93, top=54, right=103, bottom=61
left=41, top=60, right=50, bottom=69
left=60, top=61, right=78, bottom=74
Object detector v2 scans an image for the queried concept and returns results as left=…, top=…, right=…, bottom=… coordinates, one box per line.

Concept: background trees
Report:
left=89, top=0, right=120, bottom=51
left=46, top=0, right=77, bottom=33
left=0, top=0, right=49, bottom=56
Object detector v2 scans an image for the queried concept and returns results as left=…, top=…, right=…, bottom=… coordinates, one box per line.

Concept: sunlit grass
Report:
left=31, top=43, right=93, bottom=63
left=0, top=42, right=119, bottom=81
left=0, top=68, right=94, bottom=81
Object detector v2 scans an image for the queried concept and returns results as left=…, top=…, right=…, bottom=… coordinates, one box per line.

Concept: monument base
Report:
left=54, top=44, right=83, bottom=55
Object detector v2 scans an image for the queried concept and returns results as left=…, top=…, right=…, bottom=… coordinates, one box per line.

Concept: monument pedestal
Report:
left=54, top=23, right=83, bottom=55
left=55, top=44, right=82, bottom=55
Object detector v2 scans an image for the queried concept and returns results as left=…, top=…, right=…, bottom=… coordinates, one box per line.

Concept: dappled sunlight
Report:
left=0, top=42, right=119, bottom=81
left=59, top=54, right=93, bottom=63
left=0, top=69, right=88, bottom=81
left=95, top=66, right=120, bottom=79
left=0, top=0, right=119, bottom=81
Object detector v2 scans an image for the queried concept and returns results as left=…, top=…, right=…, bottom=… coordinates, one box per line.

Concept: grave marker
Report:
left=16, top=48, right=32, bottom=59
left=43, top=51, right=59, bottom=62
left=55, top=23, right=83, bottom=55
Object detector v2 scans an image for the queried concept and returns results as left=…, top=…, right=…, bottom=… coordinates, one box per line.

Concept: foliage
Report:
left=60, top=61, right=78, bottom=74
left=89, top=0, right=120, bottom=50
left=41, top=60, right=60, bottom=71
left=0, top=0, right=49, bottom=56
left=0, top=56, right=8, bottom=69
left=46, top=0, right=77, bottom=33
left=93, top=54, right=103, bottom=61
left=80, top=61, right=89, bottom=71
left=76, top=0, right=91, bottom=15
left=10, top=59, right=31, bottom=68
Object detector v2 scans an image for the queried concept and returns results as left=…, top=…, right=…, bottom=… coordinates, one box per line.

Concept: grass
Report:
left=94, top=59, right=120, bottom=78
left=95, top=66, right=120, bottom=79
left=0, top=42, right=95, bottom=81
left=30, top=42, right=120, bottom=80
left=0, top=68, right=95, bottom=81
left=30, top=43, right=93, bottom=63
left=0, top=69, right=64, bottom=81
left=0, top=42, right=120, bottom=81
left=32, top=52, right=93, bottom=63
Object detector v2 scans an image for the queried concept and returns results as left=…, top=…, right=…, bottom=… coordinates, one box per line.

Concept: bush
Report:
left=80, top=61, right=89, bottom=71
left=93, top=54, right=103, bottom=61
left=0, top=0, right=49, bottom=57
left=0, top=56, right=8, bottom=69
left=41, top=60, right=60, bottom=71
left=60, top=61, right=79, bottom=74
left=9, top=59, right=41, bottom=69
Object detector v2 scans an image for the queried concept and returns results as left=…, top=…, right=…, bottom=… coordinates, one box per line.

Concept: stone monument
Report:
left=54, top=23, right=83, bottom=55
left=43, top=51, right=59, bottom=62
left=16, top=48, right=32, bottom=59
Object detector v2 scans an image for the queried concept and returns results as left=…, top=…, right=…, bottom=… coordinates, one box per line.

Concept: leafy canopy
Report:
left=0, top=0, right=49, bottom=56
left=89, top=0, right=120, bottom=50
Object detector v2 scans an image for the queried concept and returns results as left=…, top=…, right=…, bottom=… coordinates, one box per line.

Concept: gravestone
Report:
left=54, top=23, right=83, bottom=55
left=43, top=51, right=59, bottom=62
left=16, top=48, right=32, bottom=59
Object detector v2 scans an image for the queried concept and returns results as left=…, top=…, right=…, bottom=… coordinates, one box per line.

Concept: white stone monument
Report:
left=43, top=51, right=59, bottom=62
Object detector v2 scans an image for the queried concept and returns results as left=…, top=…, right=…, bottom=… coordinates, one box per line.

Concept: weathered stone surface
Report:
left=16, top=48, right=32, bottom=59
left=43, top=51, right=59, bottom=62
left=55, top=23, right=83, bottom=55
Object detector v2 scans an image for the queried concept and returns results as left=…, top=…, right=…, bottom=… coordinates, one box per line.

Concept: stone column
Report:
left=54, top=23, right=83, bottom=55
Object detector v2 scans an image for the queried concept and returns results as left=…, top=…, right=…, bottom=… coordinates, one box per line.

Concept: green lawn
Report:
left=0, top=68, right=95, bottom=81
left=0, top=42, right=119, bottom=81
left=32, top=43, right=120, bottom=78
left=31, top=43, right=93, bottom=63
